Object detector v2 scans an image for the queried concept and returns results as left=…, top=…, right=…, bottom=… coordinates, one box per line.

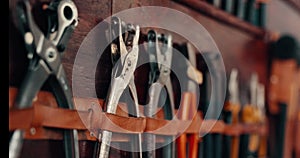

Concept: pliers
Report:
left=144, top=30, right=175, bottom=158
left=95, top=17, right=140, bottom=158
left=9, top=0, right=79, bottom=158
left=176, top=42, right=202, bottom=158
left=222, top=68, right=241, bottom=158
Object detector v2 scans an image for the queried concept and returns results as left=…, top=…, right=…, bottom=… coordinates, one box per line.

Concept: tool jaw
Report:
left=228, top=68, right=240, bottom=106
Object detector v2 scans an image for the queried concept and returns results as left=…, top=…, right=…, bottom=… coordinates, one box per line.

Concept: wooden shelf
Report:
left=174, top=0, right=268, bottom=39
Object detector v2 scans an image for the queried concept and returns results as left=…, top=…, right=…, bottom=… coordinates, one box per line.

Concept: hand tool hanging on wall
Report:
left=201, top=62, right=213, bottom=158
left=222, top=68, right=241, bottom=158
left=244, top=0, right=257, bottom=25
left=239, top=73, right=260, bottom=158
left=144, top=30, right=175, bottom=158
left=201, top=52, right=225, bottom=158
left=257, top=83, right=268, bottom=158
left=248, top=73, right=263, bottom=157
left=233, top=0, right=246, bottom=19
left=175, top=42, right=202, bottom=158
left=206, top=0, right=221, bottom=8
left=221, top=0, right=234, bottom=13
left=9, top=0, right=79, bottom=158
left=95, top=17, right=140, bottom=158
left=144, top=30, right=158, bottom=158
left=268, top=35, right=300, bottom=158
left=94, top=16, right=143, bottom=158
left=124, top=22, right=143, bottom=158
left=257, top=0, right=268, bottom=28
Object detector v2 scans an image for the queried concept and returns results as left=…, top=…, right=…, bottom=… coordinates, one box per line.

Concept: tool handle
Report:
left=9, top=130, right=24, bottom=158
left=231, top=135, right=240, bottom=158
left=162, top=84, right=176, bottom=158
left=14, top=59, right=49, bottom=109
left=177, top=93, right=191, bottom=158
left=177, top=135, right=187, bottom=158
left=188, top=134, right=199, bottom=158
left=98, top=131, right=113, bottom=158
left=277, top=103, right=287, bottom=158
left=239, top=134, right=250, bottom=158
left=231, top=104, right=240, bottom=158
left=222, top=107, right=232, bottom=158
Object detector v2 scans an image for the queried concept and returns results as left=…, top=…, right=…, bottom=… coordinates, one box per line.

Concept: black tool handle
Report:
left=222, top=110, right=232, bottom=158
left=277, top=102, right=287, bottom=158
left=162, top=94, right=175, bottom=158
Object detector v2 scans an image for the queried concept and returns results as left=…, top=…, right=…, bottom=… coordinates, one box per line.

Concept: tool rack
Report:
left=9, top=0, right=300, bottom=158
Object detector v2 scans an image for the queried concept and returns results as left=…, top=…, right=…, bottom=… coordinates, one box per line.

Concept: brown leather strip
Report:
left=9, top=87, right=268, bottom=140
left=9, top=108, right=33, bottom=130
left=223, top=124, right=243, bottom=136
left=10, top=105, right=267, bottom=139
left=9, top=104, right=147, bottom=132
left=9, top=87, right=58, bottom=109
left=241, top=123, right=268, bottom=135
left=9, top=103, right=224, bottom=135
left=9, top=88, right=17, bottom=109
left=93, top=112, right=146, bottom=133
left=203, top=120, right=226, bottom=134
left=38, top=105, right=88, bottom=130
left=24, top=127, right=64, bottom=140
left=225, top=123, right=267, bottom=136
left=145, top=118, right=181, bottom=135
left=185, top=111, right=202, bottom=134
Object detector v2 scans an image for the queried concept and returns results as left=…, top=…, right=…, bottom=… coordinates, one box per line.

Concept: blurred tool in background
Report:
left=239, top=72, right=267, bottom=158
left=9, top=1, right=80, bottom=158
left=201, top=52, right=226, bottom=158
left=221, top=0, right=234, bottom=13
left=239, top=73, right=257, bottom=158
left=233, top=0, right=246, bottom=19
left=205, top=0, right=268, bottom=28
left=175, top=42, right=202, bottom=158
left=144, top=30, right=176, bottom=158
left=268, top=35, right=300, bottom=158
left=222, top=68, right=241, bottom=158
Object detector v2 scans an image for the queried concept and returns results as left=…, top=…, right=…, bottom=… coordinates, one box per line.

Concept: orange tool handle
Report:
left=177, top=134, right=187, bottom=158
left=188, top=134, right=199, bottom=158
left=177, top=92, right=199, bottom=158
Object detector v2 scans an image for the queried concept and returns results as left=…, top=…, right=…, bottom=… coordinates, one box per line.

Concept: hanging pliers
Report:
left=176, top=42, right=202, bottom=158
left=9, top=0, right=79, bottom=158
left=96, top=17, right=140, bottom=158
left=144, top=30, right=175, bottom=158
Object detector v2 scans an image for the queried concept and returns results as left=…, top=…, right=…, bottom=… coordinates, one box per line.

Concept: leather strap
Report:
left=9, top=87, right=267, bottom=141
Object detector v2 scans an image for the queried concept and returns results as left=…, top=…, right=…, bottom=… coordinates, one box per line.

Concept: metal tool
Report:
left=185, top=43, right=201, bottom=158
left=223, top=68, right=241, bottom=158
left=144, top=30, right=175, bottom=158
left=124, top=23, right=143, bottom=158
left=9, top=0, right=79, bottom=158
left=201, top=52, right=225, bottom=158
left=257, top=83, right=268, bottom=158
left=268, top=35, right=300, bottom=158
left=233, top=0, right=246, bottom=19
left=144, top=30, right=158, bottom=158
left=96, top=17, right=140, bottom=158
left=109, top=16, right=142, bottom=158
left=240, top=73, right=259, bottom=158
left=248, top=73, right=260, bottom=157
left=175, top=42, right=202, bottom=158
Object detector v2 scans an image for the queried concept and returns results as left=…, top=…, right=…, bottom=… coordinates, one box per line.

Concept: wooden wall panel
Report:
left=110, top=0, right=269, bottom=101
left=169, top=1, right=269, bottom=85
